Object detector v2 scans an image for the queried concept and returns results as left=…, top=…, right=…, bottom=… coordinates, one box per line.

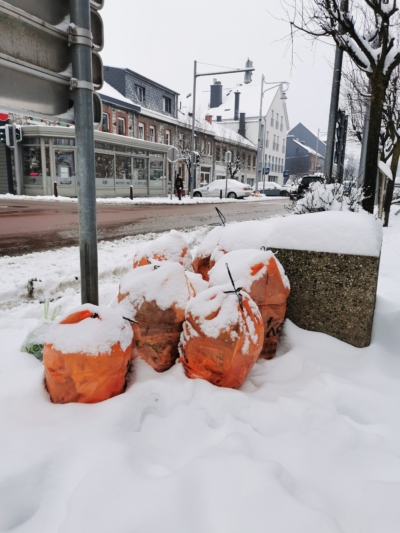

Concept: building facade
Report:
left=285, top=123, right=326, bottom=180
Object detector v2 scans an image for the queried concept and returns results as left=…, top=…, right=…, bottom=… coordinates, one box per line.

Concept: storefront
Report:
left=20, top=126, right=170, bottom=197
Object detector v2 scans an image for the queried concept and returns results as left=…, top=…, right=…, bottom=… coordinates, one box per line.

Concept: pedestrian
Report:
left=175, top=173, right=183, bottom=201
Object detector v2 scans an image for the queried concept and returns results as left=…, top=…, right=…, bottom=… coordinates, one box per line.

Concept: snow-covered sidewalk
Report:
left=0, top=212, right=400, bottom=532
left=0, top=192, right=282, bottom=206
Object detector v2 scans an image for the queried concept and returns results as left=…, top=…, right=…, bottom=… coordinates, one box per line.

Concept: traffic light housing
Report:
left=0, top=125, right=11, bottom=147
left=196, top=153, right=200, bottom=166
left=14, top=125, right=22, bottom=143
left=244, top=59, right=253, bottom=84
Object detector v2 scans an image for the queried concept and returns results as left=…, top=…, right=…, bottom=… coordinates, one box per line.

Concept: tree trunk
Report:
left=362, top=74, right=388, bottom=213
left=383, top=137, right=400, bottom=227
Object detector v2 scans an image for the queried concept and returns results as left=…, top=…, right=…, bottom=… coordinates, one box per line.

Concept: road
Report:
left=0, top=198, right=289, bottom=257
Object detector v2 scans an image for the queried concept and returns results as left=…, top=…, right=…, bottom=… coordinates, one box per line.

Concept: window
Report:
left=136, top=86, right=145, bottom=102
left=280, top=116, right=283, bottom=131
left=117, top=117, right=126, bottom=136
left=276, top=114, right=279, bottom=129
left=277, top=136, right=280, bottom=152
left=253, top=156, right=256, bottom=167
left=206, top=142, right=211, bottom=155
left=271, top=110, right=274, bottom=127
left=165, top=130, right=171, bottom=145
left=265, top=131, right=269, bottom=148
left=163, top=97, right=172, bottom=114
left=272, top=156, right=275, bottom=172
left=179, top=133, right=183, bottom=147
left=273, top=134, right=276, bottom=151
left=248, top=155, right=251, bottom=167
left=102, top=113, right=109, bottom=133
left=138, top=123, right=144, bottom=140
left=282, top=139, right=286, bottom=153
left=149, top=126, right=155, bottom=143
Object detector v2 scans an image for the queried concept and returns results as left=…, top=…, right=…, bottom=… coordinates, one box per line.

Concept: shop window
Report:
left=95, top=153, right=114, bottom=186
left=150, top=160, right=164, bottom=189
left=102, top=113, right=109, bottom=132
left=149, top=126, right=155, bottom=143
left=55, top=149, right=75, bottom=186
left=118, top=117, right=126, bottom=136
left=133, top=158, right=148, bottom=186
left=163, top=97, right=172, bottom=114
left=138, top=123, right=144, bottom=140
left=136, top=86, right=145, bottom=102
left=115, top=156, right=132, bottom=186
left=22, top=146, right=43, bottom=185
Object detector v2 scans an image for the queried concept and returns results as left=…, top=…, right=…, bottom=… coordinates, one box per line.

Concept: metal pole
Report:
left=190, top=60, right=197, bottom=199
left=170, top=161, right=173, bottom=200
left=70, top=0, right=99, bottom=305
left=5, top=144, right=13, bottom=194
left=358, top=87, right=370, bottom=187
left=314, top=128, right=320, bottom=173
left=13, top=129, right=23, bottom=195
left=324, top=46, right=343, bottom=183
left=255, top=74, right=265, bottom=192
left=262, top=117, right=266, bottom=191
left=225, top=166, right=229, bottom=199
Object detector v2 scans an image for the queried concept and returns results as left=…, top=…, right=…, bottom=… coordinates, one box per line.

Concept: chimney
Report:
left=210, top=80, right=223, bottom=109
left=216, top=116, right=222, bottom=122
left=234, top=91, right=240, bottom=121
left=205, top=114, right=213, bottom=125
left=238, top=112, right=246, bottom=137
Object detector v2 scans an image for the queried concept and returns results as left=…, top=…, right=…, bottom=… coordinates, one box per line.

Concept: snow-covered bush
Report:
left=288, top=182, right=365, bottom=215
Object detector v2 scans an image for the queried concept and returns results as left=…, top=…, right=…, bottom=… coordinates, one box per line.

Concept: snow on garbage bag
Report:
left=43, top=304, right=133, bottom=404
left=192, top=225, right=224, bottom=282
left=179, top=272, right=264, bottom=389
left=208, top=249, right=290, bottom=359
left=21, top=301, right=62, bottom=361
left=133, top=230, right=192, bottom=270
left=117, top=261, right=195, bottom=372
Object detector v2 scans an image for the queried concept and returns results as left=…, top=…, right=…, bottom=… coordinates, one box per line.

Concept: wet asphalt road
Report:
left=0, top=198, right=289, bottom=257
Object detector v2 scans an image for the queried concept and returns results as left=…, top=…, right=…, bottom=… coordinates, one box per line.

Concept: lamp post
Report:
left=255, top=76, right=289, bottom=193
left=190, top=59, right=255, bottom=198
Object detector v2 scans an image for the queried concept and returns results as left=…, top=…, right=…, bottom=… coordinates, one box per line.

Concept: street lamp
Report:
left=190, top=59, right=255, bottom=198
left=255, top=76, right=289, bottom=193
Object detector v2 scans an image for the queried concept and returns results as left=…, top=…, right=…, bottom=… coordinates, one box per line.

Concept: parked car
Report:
left=193, top=179, right=252, bottom=199
left=252, top=181, right=289, bottom=197
left=290, top=175, right=325, bottom=199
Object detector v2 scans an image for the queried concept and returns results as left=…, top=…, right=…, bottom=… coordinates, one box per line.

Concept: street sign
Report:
left=0, top=0, right=104, bottom=124
left=283, top=170, right=290, bottom=178
left=264, top=167, right=270, bottom=175
left=167, top=146, right=180, bottom=163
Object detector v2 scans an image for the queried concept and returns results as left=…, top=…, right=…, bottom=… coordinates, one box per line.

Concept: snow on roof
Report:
left=292, top=139, right=323, bottom=157
left=99, top=82, right=138, bottom=106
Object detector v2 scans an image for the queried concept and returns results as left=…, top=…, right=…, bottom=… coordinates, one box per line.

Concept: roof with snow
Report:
left=99, top=82, right=141, bottom=113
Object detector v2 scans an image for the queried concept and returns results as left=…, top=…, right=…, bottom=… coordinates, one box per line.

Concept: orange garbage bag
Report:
left=118, top=261, right=195, bottom=372
left=43, top=305, right=133, bottom=404
left=133, top=230, right=193, bottom=270
left=179, top=284, right=264, bottom=389
left=208, top=250, right=290, bottom=359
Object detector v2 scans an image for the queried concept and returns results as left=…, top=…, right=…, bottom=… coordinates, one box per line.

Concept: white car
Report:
left=193, top=179, right=252, bottom=199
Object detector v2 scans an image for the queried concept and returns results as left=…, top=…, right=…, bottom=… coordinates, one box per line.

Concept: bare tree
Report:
left=227, top=156, right=243, bottom=179
left=287, top=0, right=400, bottom=214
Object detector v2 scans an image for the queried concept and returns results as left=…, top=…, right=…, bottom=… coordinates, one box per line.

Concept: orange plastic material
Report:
left=133, top=247, right=190, bottom=269
left=242, top=257, right=290, bottom=360
left=43, top=312, right=132, bottom=404
left=118, top=293, right=186, bottom=373
left=179, top=296, right=264, bottom=389
left=192, top=255, right=213, bottom=282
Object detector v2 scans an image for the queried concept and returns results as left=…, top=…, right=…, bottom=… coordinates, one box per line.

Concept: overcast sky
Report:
left=101, top=0, right=337, bottom=138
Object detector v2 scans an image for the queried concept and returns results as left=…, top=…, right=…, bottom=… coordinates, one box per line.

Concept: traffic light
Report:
left=0, top=125, right=11, bottom=147
left=244, top=59, right=253, bottom=84
left=196, top=153, right=200, bottom=166
left=14, top=125, right=22, bottom=143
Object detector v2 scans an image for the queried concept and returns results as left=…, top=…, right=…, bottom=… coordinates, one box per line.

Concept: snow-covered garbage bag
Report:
left=179, top=274, right=264, bottom=389
left=21, top=301, right=62, bottom=361
left=192, top=226, right=224, bottom=282
left=118, top=261, right=195, bottom=372
left=208, top=250, right=290, bottom=359
left=133, top=230, right=192, bottom=270
left=43, top=305, right=133, bottom=404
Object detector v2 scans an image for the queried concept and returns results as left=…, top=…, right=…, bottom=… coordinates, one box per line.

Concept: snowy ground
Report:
left=0, top=193, right=281, bottom=206
left=1, top=211, right=400, bottom=532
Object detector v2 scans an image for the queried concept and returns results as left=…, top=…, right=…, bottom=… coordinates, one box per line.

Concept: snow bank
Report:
left=269, top=211, right=383, bottom=257
left=45, top=304, right=133, bottom=356
left=118, top=262, right=194, bottom=318
left=185, top=271, right=208, bottom=294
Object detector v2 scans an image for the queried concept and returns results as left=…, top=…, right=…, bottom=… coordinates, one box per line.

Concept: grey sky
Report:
left=101, top=0, right=336, bottom=137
